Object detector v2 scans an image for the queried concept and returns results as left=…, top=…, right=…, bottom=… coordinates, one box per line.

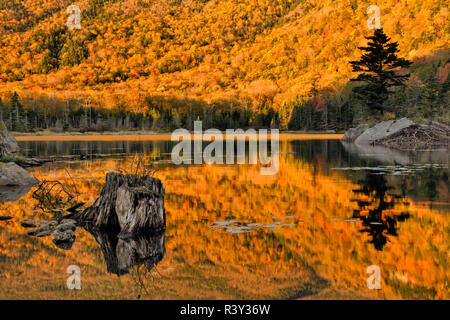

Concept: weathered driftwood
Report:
left=75, top=172, right=165, bottom=237
left=17, top=158, right=53, bottom=168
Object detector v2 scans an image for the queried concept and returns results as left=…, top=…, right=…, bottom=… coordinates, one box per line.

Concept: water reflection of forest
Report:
left=1, top=151, right=448, bottom=299
left=351, top=166, right=448, bottom=250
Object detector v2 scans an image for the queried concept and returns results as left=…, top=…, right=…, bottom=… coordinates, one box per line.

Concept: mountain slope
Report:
left=0, top=0, right=448, bottom=125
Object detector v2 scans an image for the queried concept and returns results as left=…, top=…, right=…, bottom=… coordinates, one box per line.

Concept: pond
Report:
left=0, top=136, right=448, bottom=299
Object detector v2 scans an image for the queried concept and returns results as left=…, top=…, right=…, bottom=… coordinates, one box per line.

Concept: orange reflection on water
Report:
left=0, top=150, right=448, bottom=300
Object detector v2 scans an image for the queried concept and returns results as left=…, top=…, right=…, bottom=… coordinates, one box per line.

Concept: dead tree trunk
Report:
left=75, top=172, right=165, bottom=238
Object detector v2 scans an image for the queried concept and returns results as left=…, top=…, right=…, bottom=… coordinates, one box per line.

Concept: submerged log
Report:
left=75, top=172, right=165, bottom=237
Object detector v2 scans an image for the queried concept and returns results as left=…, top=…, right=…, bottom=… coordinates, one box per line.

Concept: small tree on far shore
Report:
left=350, top=28, right=412, bottom=115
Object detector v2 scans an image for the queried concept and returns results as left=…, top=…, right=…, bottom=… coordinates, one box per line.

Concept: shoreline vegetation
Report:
left=13, top=131, right=344, bottom=141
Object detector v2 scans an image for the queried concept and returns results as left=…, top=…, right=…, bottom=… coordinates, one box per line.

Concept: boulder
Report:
left=354, top=118, right=414, bottom=145
left=53, top=229, right=76, bottom=250
left=23, top=218, right=78, bottom=249
left=35, top=228, right=54, bottom=238
left=54, top=219, right=77, bottom=232
left=53, top=229, right=75, bottom=242
left=0, top=162, right=39, bottom=186
left=27, top=224, right=52, bottom=236
left=59, top=218, right=77, bottom=226
left=0, top=120, right=19, bottom=156
left=341, top=124, right=369, bottom=142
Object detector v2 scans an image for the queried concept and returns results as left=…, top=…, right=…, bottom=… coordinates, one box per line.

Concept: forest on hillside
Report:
left=0, top=0, right=448, bottom=132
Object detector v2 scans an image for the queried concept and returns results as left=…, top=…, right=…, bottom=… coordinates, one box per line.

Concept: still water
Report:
left=0, top=136, right=448, bottom=299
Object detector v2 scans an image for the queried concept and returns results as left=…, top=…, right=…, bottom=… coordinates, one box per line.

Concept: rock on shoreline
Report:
left=342, top=118, right=450, bottom=151
left=0, top=162, right=39, bottom=186
left=0, top=162, right=39, bottom=203
left=341, top=124, right=369, bottom=142
left=0, top=120, right=19, bottom=156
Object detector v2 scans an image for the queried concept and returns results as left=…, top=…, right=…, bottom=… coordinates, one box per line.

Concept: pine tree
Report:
left=10, top=91, right=24, bottom=131
left=419, top=72, right=442, bottom=122
left=350, top=29, right=412, bottom=115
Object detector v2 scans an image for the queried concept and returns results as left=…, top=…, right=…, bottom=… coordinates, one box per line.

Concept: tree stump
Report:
left=75, top=172, right=165, bottom=237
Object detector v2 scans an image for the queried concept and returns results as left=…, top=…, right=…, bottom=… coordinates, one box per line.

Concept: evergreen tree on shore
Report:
left=350, top=29, right=412, bottom=115
left=10, top=92, right=24, bottom=131
left=419, top=72, right=442, bottom=122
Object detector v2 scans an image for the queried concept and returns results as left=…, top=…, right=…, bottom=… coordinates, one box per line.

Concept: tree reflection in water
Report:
left=86, top=226, right=165, bottom=276
left=86, top=225, right=165, bottom=298
left=352, top=172, right=410, bottom=251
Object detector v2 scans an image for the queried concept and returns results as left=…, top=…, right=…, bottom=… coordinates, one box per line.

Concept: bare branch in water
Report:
left=32, top=180, right=75, bottom=213
left=130, top=263, right=160, bottom=299
left=118, top=154, right=160, bottom=178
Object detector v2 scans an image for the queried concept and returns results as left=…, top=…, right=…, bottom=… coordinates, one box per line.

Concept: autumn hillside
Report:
left=0, top=0, right=448, bottom=131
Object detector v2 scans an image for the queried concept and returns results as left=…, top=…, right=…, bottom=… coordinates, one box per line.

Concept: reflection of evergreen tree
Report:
left=423, top=168, right=438, bottom=203
left=352, top=172, right=410, bottom=250
left=404, top=166, right=448, bottom=208
left=419, top=166, right=448, bottom=211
